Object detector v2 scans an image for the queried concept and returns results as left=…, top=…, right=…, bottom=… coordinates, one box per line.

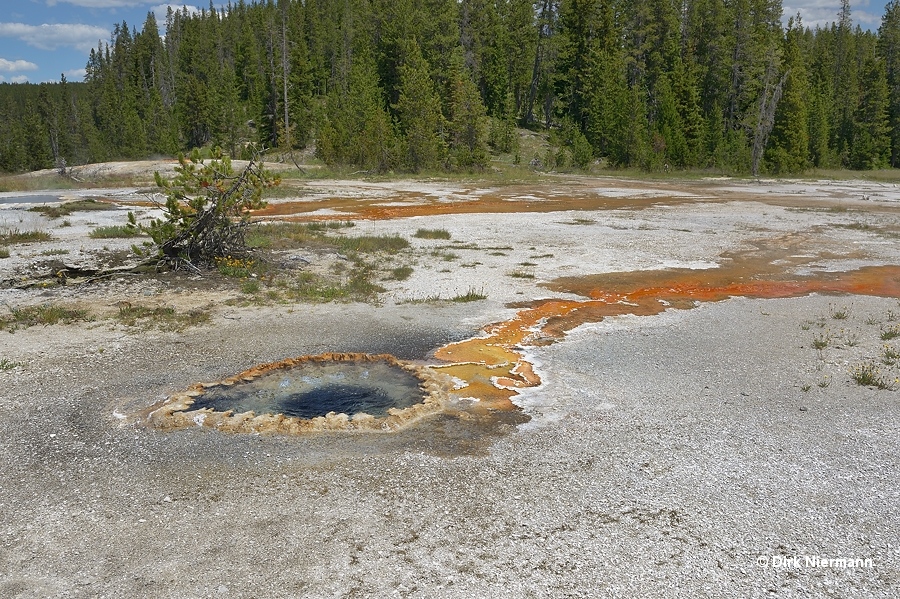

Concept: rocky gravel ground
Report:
left=1, top=171, right=899, bottom=597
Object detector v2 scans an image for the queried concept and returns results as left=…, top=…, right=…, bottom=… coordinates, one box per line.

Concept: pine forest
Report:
left=3, top=0, right=900, bottom=176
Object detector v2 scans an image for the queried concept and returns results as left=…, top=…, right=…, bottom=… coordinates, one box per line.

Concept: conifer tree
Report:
left=851, top=52, right=892, bottom=169
left=448, top=52, right=489, bottom=169
left=879, top=0, right=900, bottom=165
left=394, top=39, right=448, bottom=171
left=766, top=16, right=810, bottom=174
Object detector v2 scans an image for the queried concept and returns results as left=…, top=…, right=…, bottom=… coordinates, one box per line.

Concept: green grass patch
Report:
left=241, top=279, right=261, bottom=294
left=0, top=229, right=51, bottom=245
left=40, top=248, right=70, bottom=256
left=284, top=269, right=385, bottom=302
left=388, top=265, right=414, bottom=280
left=0, top=358, right=21, bottom=371
left=507, top=269, right=535, bottom=279
left=215, top=256, right=257, bottom=278
left=0, top=247, right=9, bottom=258
left=431, top=250, right=459, bottom=261
left=333, top=235, right=409, bottom=254
left=829, top=303, right=852, bottom=320
left=88, top=225, right=141, bottom=239
left=3, top=304, right=91, bottom=331
left=413, top=228, right=451, bottom=240
left=28, top=198, right=111, bottom=218
left=451, top=287, right=487, bottom=302
left=849, top=362, right=895, bottom=390
left=881, top=325, right=900, bottom=341
left=398, top=294, right=444, bottom=304
left=812, top=332, right=831, bottom=349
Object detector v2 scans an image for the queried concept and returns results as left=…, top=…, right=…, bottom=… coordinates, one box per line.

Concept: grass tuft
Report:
left=89, top=225, right=141, bottom=239
left=389, top=265, right=414, bottom=280
left=334, top=235, right=409, bottom=254
left=849, top=362, right=896, bottom=390
left=451, top=287, right=487, bottom=302
left=28, top=199, right=110, bottom=218
left=880, top=325, right=900, bottom=341
left=0, top=358, right=21, bottom=371
left=0, top=229, right=51, bottom=245
left=507, top=269, right=535, bottom=279
left=414, top=228, right=451, bottom=240
left=829, top=304, right=852, bottom=320
left=3, top=304, right=91, bottom=331
left=812, top=332, right=831, bottom=350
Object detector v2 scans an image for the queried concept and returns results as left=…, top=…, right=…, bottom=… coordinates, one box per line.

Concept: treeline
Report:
left=4, top=0, right=900, bottom=175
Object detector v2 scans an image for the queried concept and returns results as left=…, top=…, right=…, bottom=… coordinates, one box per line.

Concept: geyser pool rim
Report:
left=145, top=353, right=454, bottom=434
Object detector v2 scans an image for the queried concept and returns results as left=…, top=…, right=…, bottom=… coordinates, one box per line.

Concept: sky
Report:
left=0, top=0, right=893, bottom=85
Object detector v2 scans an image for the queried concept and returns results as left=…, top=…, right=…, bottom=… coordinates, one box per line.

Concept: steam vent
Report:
left=145, top=353, right=453, bottom=434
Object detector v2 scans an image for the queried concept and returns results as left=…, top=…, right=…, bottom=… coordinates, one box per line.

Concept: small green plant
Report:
left=849, top=362, right=895, bottom=390
left=451, top=287, right=487, bottom=302
left=28, top=198, right=110, bottom=218
left=0, top=229, right=51, bottom=245
left=431, top=250, right=458, bottom=261
left=3, top=304, right=90, bottom=331
left=0, top=358, right=21, bottom=371
left=817, top=376, right=831, bottom=388
left=389, top=266, right=414, bottom=280
left=89, top=224, right=142, bottom=239
left=413, top=228, right=451, bottom=240
left=883, top=345, right=900, bottom=365
left=812, top=332, right=831, bottom=350
left=530, top=253, right=554, bottom=259
left=334, top=235, right=409, bottom=254
left=865, top=316, right=880, bottom=325
left=880, top=325, right=900, bottom=341
left=507, top=269, right=535, bottom=279
left=215, top=255, right=256, bottom=278
left=801, top=383, right=812, bottom=392
left=0, top=247, right=9, bottom=258
left=398, top=294, right=444, bottom=304
left=241, top=279, right=261, bottom=294
left=829, top=304, right=852, bottom=320
left=40, top=249, right=69, bottom=256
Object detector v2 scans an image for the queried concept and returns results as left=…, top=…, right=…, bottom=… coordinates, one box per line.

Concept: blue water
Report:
left=188, top=359, right=425, bottom=419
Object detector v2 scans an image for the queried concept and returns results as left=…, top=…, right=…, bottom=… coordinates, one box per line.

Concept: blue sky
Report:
left=0, top=0, right=892, bottom=85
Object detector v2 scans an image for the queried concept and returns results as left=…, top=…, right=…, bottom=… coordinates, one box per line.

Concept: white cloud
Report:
left=0, top=22, right=110, bottom=52
left=10, top=75, right=30, bottom=83
left=65, top=68, right=87, bottom=80
left=0, top=58, right=38, bottom=72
